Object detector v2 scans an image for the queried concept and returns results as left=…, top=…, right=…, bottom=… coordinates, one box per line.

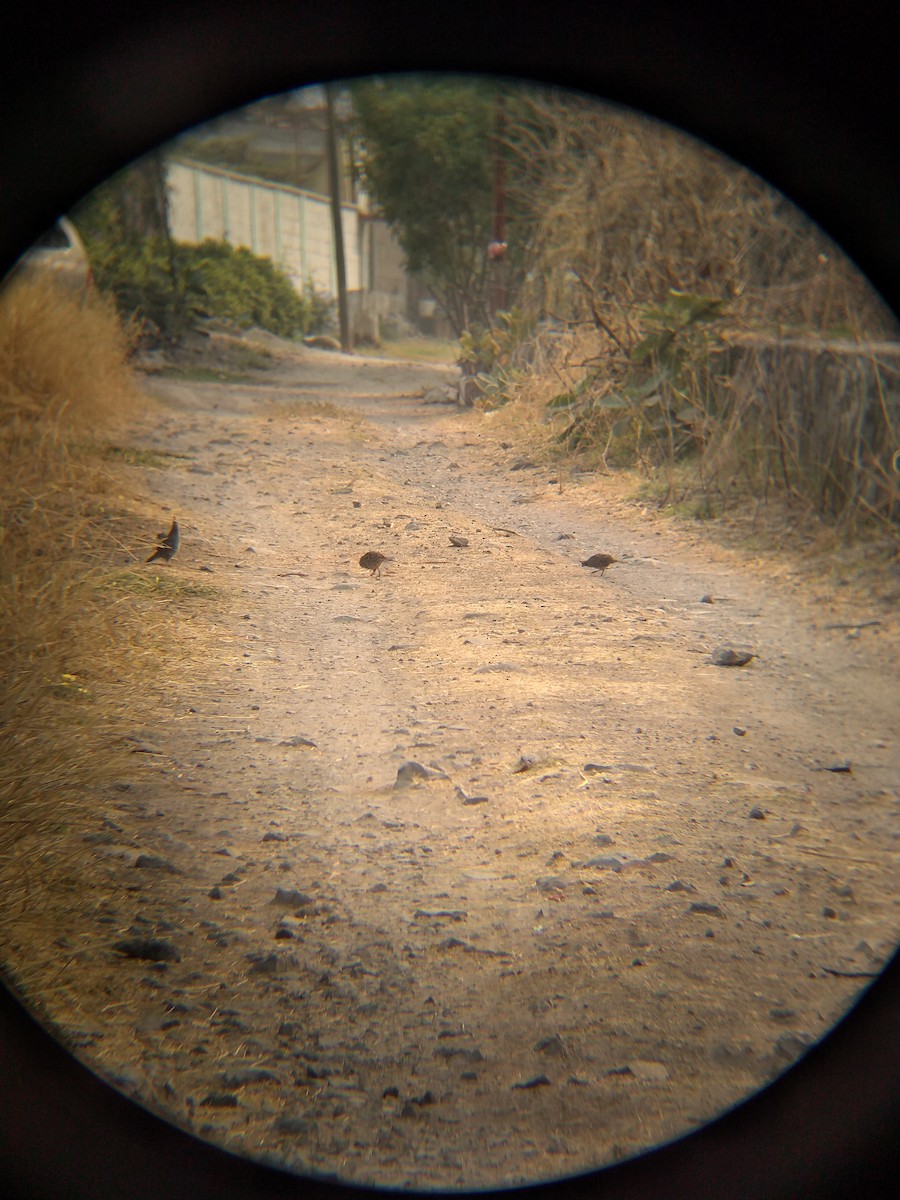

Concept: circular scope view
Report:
left=0, top=74, right=897, bottom=1191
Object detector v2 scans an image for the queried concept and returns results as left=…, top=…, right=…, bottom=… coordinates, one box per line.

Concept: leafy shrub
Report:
left=79, top=222, right=330, bottom=344
left=178, top=240, right=315, bottom=337
left=458, top=307, right=533, bottom=407
left=547, top=290, right=728, bottom=461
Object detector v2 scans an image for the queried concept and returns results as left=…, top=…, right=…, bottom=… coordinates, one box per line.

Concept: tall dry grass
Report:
left=506, top=91, right=894, bottom=336
left=0, top=278, right=147, bottom=872
left=497, top=91, right=900, bottom=538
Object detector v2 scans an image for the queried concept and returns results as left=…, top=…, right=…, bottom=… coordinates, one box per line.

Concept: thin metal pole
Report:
left=325, top=83, right=351, bottom=352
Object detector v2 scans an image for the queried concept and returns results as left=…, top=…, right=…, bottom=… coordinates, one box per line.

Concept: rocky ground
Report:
left=1, top=333, right=897, bottom=1191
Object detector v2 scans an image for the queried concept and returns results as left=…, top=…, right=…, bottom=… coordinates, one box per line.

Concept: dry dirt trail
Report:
left=3, top=339, right=898, bottom=1191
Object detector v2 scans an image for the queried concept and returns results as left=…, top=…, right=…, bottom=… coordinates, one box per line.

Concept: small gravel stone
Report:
left=272, top=888, right=314, bottom=908
left=773, top=1032, right=815, bottom=1061
left=395, top=761, right=443, bottom=786
left=133, top=854, right=180, bottom=873
left=534, top=1035, right=566, bottom=1056
left=769, top=1007, right=796, bottom=1022
left=511, top=1075, right=551, bottom=1089
left=112, top=938, right=180, bottom=963
left=578, top=856, right=623, bottom=871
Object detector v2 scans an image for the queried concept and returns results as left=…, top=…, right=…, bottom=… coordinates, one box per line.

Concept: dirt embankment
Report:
left=1, top=339, right=897, bottom=1191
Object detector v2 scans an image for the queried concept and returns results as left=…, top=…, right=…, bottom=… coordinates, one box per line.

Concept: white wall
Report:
left=166, top=158, right=362, bottom=295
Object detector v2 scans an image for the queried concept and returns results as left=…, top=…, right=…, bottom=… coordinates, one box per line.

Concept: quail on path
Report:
left=581, top=552, right=618, bottom=576
left=359, top=551, right=392, bottom=577
left=146, top=517, right=179, bottom=564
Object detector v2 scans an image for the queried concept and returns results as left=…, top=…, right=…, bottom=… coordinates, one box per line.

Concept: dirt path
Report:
left=2, top=340, right=898, bottom=1191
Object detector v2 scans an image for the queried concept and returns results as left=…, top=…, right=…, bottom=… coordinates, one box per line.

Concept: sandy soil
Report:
left=2, top=336, right=898, bottom=1191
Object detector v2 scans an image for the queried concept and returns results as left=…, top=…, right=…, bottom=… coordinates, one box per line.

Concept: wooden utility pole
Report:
left=325, top=83, right=351, bottom=352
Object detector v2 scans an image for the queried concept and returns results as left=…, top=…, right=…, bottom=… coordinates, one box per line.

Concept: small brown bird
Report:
left=581, top=552, right=618, bottom=576
left=146, top=517, right=179, bottom=564
left=359, top=551, right=392, bottom=577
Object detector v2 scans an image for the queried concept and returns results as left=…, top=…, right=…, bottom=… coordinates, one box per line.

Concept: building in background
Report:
left=166, top=93, right=424, bottom=343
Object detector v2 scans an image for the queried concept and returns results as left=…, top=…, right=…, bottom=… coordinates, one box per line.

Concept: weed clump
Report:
left=0, top=280, right=143, bottom=863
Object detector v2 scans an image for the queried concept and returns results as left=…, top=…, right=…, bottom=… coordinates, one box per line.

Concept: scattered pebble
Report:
left=577, top=856, right=623, bottom=871
left=272, top=888, right=314, bottom=908
left=395, top=761, right=444, bottom=787
left=133, top=854, right=180, bottom=873
left=512, top=755, right=537, bottom=774
left=434, top=1046, right=484, bottom=1063
left=112, top=938, right=180, bottom=963
left=768, top=1007, right=796, bottom=1022
left=536, top=876, right=569, bottom=892
left=438, top=937, right=468, bottom=950
left=534, top=1035, right=566, bottom=1056
left=773, top=1032, right=815, bottom=1061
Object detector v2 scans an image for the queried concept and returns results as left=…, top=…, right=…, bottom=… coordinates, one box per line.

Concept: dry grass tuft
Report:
left=0, top=279, right=167, bottom=872
left=0, top=277, right=138, bottom=435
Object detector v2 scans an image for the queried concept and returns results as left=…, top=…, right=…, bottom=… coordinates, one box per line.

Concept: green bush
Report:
left=178, top=240, right=315, bottom=337
left=78, top=221, right=332, bottom=343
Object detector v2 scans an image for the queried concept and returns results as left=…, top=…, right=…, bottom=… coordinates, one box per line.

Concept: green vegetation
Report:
left=350, top=76, right=525, bottom=336
left=74, top=163, right=333, bottom=344
left=458, top=307, right=533, bottom=405
left=102, top=570, right=219, bottom=600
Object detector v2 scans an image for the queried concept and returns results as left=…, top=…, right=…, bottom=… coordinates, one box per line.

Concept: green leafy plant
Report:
left=76, top=176, right=331, bottom=344
left=458, top=307, right=532, bottom=407
left=549, top=290, right=728, bottom=462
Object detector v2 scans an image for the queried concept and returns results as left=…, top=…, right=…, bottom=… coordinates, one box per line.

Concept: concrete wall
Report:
left=166, top=157, right=413, bottom=339
left=166, top=158, right=362, bottom=294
